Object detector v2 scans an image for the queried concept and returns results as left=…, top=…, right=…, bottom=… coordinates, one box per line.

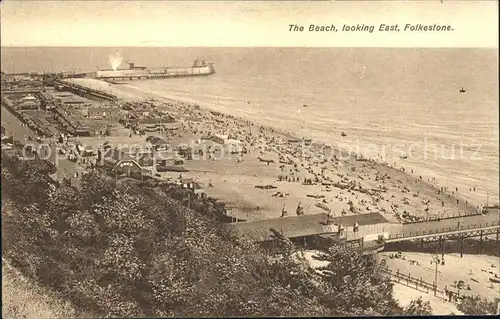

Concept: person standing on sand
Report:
left=280, top=205, right=288, bottom=218
left=296, top=201, right=304, bottom=216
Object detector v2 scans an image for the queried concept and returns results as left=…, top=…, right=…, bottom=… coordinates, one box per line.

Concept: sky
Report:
left=0, top=1, right=498, bottom=47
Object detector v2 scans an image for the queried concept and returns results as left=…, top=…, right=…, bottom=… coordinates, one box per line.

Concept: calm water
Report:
left=2, top=47, right=499, bottom=202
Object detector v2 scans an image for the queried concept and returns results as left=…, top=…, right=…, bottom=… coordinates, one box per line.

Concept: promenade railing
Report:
left=403, top=210, right=487, bottom=225
left=388, top=221, right=500, bottom=240
left=381, top=266, right=444, bottom=295
left=380, top=265, right=467, bottom=304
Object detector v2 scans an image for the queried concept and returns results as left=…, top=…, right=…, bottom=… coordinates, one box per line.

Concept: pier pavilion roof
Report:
left=227, top=212, right=389, bottom=242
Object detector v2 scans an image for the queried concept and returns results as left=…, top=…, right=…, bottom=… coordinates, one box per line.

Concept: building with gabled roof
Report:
left=102, top=148, right=152, bottom=174
left=17, top=94, right=41, bottom=110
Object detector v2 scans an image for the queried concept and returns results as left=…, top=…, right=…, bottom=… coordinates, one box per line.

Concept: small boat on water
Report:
left=459, top=87, right=466, bottom=93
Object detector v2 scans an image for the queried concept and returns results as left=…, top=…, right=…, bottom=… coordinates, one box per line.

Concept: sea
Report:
left=2, top=47, right=499, bottom=203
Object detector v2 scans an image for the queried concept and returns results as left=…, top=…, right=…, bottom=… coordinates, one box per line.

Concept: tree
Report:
left=457, top=295, right=499, bottom=315
left=403, top=297, right=432, bottom=315
left=314, top=244, right=402, bottom=315
left=1, top=154, right=57, bottom=206
left=2, top=162, right=414, bottom=318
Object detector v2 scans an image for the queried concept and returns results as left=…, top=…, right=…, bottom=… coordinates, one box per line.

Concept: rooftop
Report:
left=227, top=212, right=389, bottom=242
left=103, top=147, right=176, bottom=164
left=19, top=100, right=39, bottom=107
left=88, top=107, right=119, bottom=112
left=51, top=92, right=94, bottom=105
left=39, top=92, right=54, bottom=100
left=21, top=94, right=37, bottom=101
left=103, top=148, right=135, bottom=163
left=147, top=136, right=169, bottom=145
left=52, top=92, right=73, bottom=98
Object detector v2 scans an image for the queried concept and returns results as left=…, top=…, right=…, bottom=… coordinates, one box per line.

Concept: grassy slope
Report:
left=2, top=258, right=80, bottom=319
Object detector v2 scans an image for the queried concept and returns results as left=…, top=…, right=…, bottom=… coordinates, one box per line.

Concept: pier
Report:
left=228, top=208, right=499, bottom=256
left=387, top=208, right=499, bottom=244
left=52, top=80, right=117, bottom=101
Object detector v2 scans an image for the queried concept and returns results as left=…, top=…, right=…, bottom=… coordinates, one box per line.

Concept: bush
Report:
left=1, top=156, right=422, bottom=317
left=314, top=243, right=402, bottom=315
left=457, top=295, right=499, bottom=315
left=402, top=297, right=432, bottom=315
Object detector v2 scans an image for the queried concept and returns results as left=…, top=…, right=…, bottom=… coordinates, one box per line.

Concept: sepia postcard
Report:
left=1, top=0, right=498, bottom=317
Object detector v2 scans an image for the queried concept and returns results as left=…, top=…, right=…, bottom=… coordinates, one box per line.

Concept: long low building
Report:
left=227, top=212, right=396, bottom=247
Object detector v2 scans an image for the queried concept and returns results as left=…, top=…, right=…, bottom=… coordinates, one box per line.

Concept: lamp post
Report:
left=433, top=254, right=440, bottom=296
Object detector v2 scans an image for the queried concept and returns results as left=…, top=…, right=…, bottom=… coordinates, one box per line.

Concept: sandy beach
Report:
left=71, top=77, right=488, bottom=225
left=391, top=283, right=463, bottom=315
left=379, top=252, right=500, bottom=300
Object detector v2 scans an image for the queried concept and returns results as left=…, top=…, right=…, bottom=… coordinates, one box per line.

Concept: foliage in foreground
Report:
left=2, top=258, right=80, bottom=319
left=2, top=154, right=431, bottom=317
left=457, top=294, right=500, bottom=315
left=402, top=297, right=433, bottom=316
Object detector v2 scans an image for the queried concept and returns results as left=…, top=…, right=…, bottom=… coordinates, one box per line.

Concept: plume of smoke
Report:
left=108, top=51, right=123, bottom=71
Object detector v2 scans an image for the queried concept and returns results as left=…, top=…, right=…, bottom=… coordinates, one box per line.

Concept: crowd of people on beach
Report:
left=149, top=100, right=496, bottom=224
left=23, top=96, right=489, bottom=225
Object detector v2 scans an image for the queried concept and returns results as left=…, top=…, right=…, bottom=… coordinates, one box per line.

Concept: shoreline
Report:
left=92, top=79, right=498, bottom=206
left=67, top=79, right=496, bottom=224
left=74, top=79, right=498, bottom=200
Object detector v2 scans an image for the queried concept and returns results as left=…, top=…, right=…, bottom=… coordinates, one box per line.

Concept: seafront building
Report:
left=228, top=212, right=393, bottom=250
left=2, top=69, right=498, bottom=258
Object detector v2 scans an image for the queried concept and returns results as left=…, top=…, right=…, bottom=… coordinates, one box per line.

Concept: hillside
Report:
left=1, top=153, right=433, bottom=317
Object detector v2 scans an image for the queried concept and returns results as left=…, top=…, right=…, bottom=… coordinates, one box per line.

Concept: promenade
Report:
left=387, top=208, right=499, bottom=243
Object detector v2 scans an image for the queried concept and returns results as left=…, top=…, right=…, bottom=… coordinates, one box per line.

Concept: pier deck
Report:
left=387, top=208, right=499, bottom=243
